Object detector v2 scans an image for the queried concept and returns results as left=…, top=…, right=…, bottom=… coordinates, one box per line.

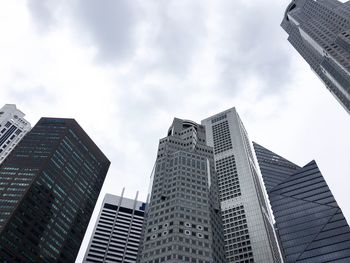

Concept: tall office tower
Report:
left=138, top=118, right=226, bottom=263
left=254, top=142, right=350, bottom=263
left=202, top=108, right=283, bottom=263
left=83, top=192, right=146, bottom=263
left=252, top=142, right=301, bottom=193
left=282, top=0, right=350, bottom=113
left=0, top=118, right=110, bottom=262
left=0, top=104, right=31, bottom=164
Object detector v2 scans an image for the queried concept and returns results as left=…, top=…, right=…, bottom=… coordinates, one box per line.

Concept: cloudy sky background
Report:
left=1, top=0, right=349, bottom=261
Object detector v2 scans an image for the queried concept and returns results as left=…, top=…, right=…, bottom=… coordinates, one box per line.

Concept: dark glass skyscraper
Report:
left=253, top=142, right=300, bottom=192
left=254, top=142, right=350, bottom=262
left=0, top=118, right=110, bottom=262
left=282, top=0, right=350, bottom=113
left=138, top=118, right=226, bottom=263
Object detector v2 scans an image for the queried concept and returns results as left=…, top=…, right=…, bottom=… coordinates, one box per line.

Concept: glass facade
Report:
left=202, top=108, right=283, bottom=263
left=252, top=142, right=300, bottom=192
left=254, top=143, right=350, bottom=263
left=282, top=0, right=350, bottom=114
left=0, top=118, right=110, bottom=262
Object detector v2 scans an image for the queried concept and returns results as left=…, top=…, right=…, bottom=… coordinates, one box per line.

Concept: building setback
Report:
left=282, top=0, right=350, bottom=113
left=0, top=118, right=110, bottom=262
left=138, top=118, right=226, bottom=263
left=202, top=108, right=283, bottom=263
left=0, top=104, right=31, bottom=164
left=254, top=142, right=350, bottom=263
left=83, top=192, right=146, bottom=263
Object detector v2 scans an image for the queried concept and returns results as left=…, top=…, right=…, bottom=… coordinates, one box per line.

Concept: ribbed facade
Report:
left=281, top=0, right=350, bottom=113
left=252, top=142, right=300, bottom=192
left=202, top=108, right=283, bottom=263
left=84, top=193, right=146, bottom=263
left=0, top=104, right=31, bottom=164
left=254, top=143, right=350, bottom=262
left=0, top=118, right=110, bottom=262
left=138, top=118, right=226, bottom=263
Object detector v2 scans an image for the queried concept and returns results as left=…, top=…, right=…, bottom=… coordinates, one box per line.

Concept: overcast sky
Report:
left=1, top=0, right=350, bottom=262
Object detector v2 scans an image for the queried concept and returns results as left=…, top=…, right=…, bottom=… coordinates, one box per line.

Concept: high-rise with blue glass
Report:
left=0, top=118, right=110, bottom=262
left=254, top=142, right=350, bottom=262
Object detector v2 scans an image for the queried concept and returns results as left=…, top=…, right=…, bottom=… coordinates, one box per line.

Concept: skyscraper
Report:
left=0, top=118, right=110, bottom=262
left=282, top=0, right=350, bottom=113
left=252, top=142, right=300, bottom=193
left=0, top=104, right=31, bottom=164
left=254, top=142, right=350, bottom=262
left=138, top=118, right=226, bottom=263
left=202, top=108, right=283, bottom=263
left=84, top=192, right=146, bottom=263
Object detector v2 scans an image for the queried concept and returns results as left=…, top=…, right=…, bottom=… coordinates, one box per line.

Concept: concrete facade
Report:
left=0, top=104, right=31, bottom=164
left=84, top=192, right=146, bottom=263
left=138, top=118, right=226, bottom=263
